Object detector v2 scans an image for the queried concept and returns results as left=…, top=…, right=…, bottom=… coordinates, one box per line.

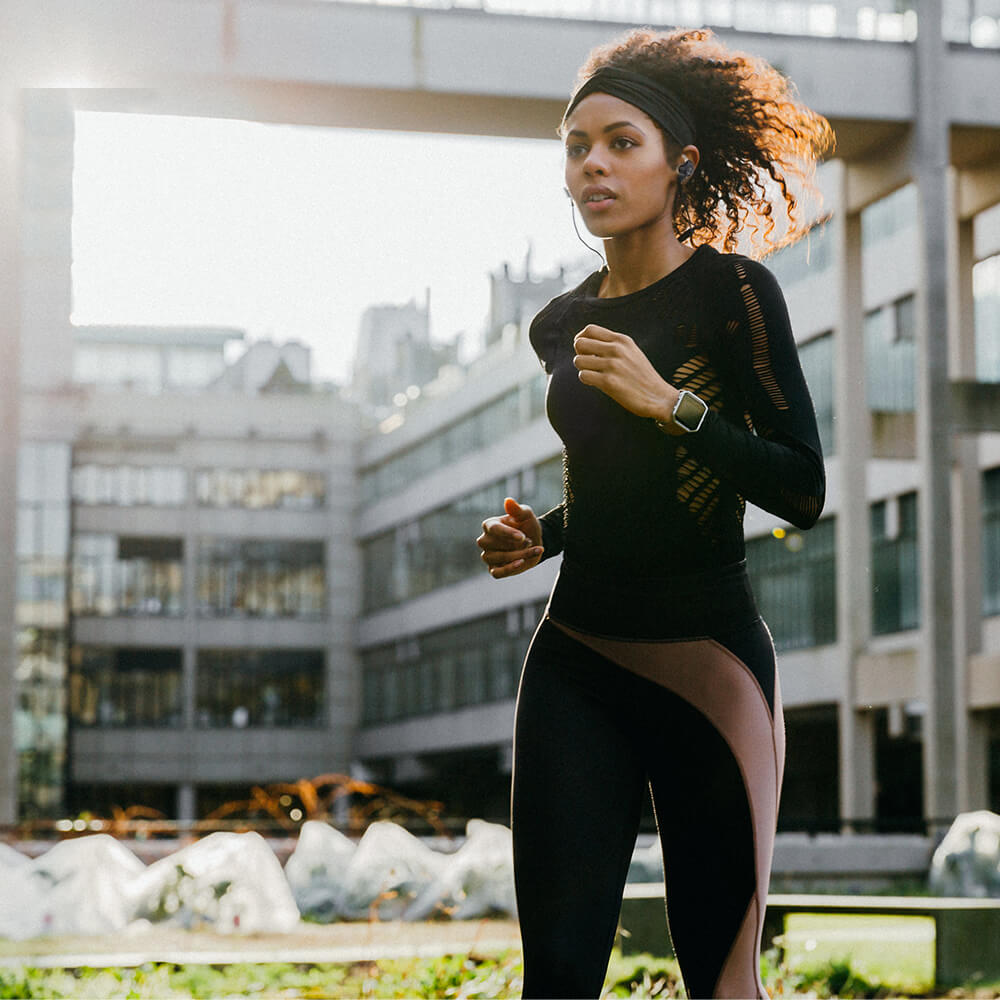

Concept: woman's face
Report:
left=563, top=92, right=675, bottom=241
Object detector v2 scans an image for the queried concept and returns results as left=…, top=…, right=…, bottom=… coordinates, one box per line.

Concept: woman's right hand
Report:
left=477, top=497, right=544, bottom=579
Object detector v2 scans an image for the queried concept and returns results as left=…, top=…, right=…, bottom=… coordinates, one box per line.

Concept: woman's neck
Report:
left=599, top=227, right=693, bottom=298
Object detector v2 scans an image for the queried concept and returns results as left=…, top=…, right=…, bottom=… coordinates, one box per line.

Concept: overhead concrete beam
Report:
left=844, top=130, right=914, bottom=213
left=956, top=164, right=1000, bottom=220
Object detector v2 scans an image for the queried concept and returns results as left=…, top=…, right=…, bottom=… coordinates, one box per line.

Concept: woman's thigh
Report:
left=511, top=621, right=647, bottom=998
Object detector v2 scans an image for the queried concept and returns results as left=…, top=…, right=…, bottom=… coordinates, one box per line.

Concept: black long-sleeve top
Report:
left=529, top=244, right=824, bottom=633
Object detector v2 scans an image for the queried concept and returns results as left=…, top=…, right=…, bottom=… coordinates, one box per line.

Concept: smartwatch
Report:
left=656, top=389, right=708, bottom=434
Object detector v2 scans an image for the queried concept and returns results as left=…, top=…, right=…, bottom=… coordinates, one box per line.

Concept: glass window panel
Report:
left=70, top=646, right=182, bottom=727
left=196, top=539, right=326, bottom=619
left=766, top=221, right=831, bottom=287
left=746, top=518, right=837, bottom=651
left=72, top=533, right=184, bottom=617
left=360, top=613, right=523, bottom=725
left=798, top=332, right=835, bottom=456
left=871, top=493, right=920, bottom=635
left=985, top=467, right=1000, bottom=615
left=866, top=300, right=916, bottom=412
left=861, top=184, right=917, bottom=247
left=975, top=254, right=1000, bottom=383
left=16, top=507, right=37, bottom=558
left=196, top=649, right=324, bottom=728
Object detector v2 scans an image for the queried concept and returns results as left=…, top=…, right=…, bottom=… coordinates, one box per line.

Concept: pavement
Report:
left=0, top=919, right=524, bottom=969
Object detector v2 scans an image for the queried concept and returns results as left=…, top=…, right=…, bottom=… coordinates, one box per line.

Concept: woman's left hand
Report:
left=573, top=324, right=680, bottom=427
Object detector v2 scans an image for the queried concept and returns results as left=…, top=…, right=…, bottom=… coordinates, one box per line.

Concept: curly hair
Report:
left=567, top=28, right=835, bottom=255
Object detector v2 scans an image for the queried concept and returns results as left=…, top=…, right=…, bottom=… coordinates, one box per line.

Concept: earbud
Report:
left=677, top=160, right=695, bottom=182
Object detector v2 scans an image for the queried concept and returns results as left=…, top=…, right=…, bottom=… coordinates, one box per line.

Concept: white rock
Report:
left=930, top=810, right=1000, bottom=897
left=406, top=819, right=516, bottom=921
left=0, top=843, right=29, bottom=868
left=0, top=834, right=145, bottom=939
left=283, top=820, right=357, bottom=922
left=133, top=831, right=300, bottom=933
left=338, top=821, right=447, bottom=920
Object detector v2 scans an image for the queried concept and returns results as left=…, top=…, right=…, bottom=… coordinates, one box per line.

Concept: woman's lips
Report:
left=582, top=193, right=616, bottom=211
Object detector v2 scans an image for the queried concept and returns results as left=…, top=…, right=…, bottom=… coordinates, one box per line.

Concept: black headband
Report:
left=562, top=66, right=697, bottom=148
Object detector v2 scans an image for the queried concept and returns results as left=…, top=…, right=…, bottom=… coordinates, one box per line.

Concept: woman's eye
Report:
left=566, top=144, right=587, bottom=158
left=611, top=136, right=636, bottom=150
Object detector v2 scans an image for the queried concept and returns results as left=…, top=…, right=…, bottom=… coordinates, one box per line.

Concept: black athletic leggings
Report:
left=511, top=615, right=783, bottom=999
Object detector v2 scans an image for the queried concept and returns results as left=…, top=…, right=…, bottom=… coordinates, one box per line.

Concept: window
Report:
left=197, top=539, right=325, bottom=619
left=975, top=253, right=1000, bottom=382
left=72, top=535, right=184, bottom=616
left=16, top=442, right=72, bottom=819
left=360, top=374, right=549, bottom=503
left=872, top=492, right=920, bottom=634
left=361, top=456, right=562, bottom=612
left=766, top=221, right=831, bottom=287
left=798, top=332, right=835, bottom=456
left=196, top=468, right=326, bottom=509
left=866, top=296, right=916, bottom=412
left=984, top=468, right=1000, bottom=616
left=69, top=647, right=182, bottom=727
left=361, top=607, right=540, bottom=725
left=861, top=184, right=916, bottom=247
left=196, top=649, right=325, bottom=728
left=746, top=518, right=836, bottom=651
left=72, top=465, right=186, bottom=506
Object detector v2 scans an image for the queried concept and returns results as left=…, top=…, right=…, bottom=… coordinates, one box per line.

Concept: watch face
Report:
left=675, top=391, right=708, bottom=431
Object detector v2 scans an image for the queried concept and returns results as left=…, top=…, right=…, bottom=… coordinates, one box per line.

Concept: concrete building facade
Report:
left=2, top=1, right=1000, bottom=840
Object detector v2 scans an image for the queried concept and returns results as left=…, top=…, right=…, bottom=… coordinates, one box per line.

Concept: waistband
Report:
left=545, top=558, right=759, bottom=641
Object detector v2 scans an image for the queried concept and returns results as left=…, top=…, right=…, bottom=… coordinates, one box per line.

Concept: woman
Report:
left=476, top=27, right=832, bottom=1000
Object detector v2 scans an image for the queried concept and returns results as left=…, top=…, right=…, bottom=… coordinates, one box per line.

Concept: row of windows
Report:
left=71, top=465, right=326, bottom=510
left=746, top=518, right=837, bottom=652
left=73, top=343, right=225, bottom=393
left=354, top=247, right=1000, bottom=518
left=71, top=536, right=326, bottom=619
left=360, top=375, right=547, bottom=503
left=15, top=444, right=72, bottom=820
left=361, top=605, right=541, bottom=726
left=362, top=456, right=563, bottom=613
left=69, top=647, right=325, bottom=729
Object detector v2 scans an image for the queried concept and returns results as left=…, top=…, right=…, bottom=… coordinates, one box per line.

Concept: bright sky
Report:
left=71, top=112, right=587, bottom=384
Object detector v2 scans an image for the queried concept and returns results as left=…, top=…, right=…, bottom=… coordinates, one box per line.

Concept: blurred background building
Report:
left=2, top=0, right=1000, bottom=854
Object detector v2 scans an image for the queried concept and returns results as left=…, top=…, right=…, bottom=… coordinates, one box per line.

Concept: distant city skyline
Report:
left=71, top=112, right=587, bottom=384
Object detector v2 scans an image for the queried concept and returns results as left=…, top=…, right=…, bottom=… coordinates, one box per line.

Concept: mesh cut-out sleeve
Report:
left=683, top=257, right=825, bottom=529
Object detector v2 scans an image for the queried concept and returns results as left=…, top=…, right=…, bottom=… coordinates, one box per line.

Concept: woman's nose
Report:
left=583, top=147, right=608, bottom=175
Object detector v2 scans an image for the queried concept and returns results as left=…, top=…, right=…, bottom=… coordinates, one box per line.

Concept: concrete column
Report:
left=0, top=85, right=23, bottom=824
left=832, top=160, right=875, bottom=828
left=913, top=0, right=959, bottom=833
left=948, top=170, right=983, bottom=811
left=176, top=782, right=196, bottom=822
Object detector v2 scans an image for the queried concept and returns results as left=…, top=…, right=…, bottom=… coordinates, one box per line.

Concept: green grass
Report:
left=781, top=913, right=935, bottom=996
left=0, top=914, right=993, bottom=999
left=0, top=955, right=526, bottom=999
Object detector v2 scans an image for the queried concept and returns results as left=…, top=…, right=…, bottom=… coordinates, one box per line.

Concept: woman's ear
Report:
left=676, top=144, right=700, bottom=182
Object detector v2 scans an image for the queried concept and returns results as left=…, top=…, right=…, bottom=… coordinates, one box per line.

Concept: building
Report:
left=351, top=295, right=458, bottom=414
left=354, top=182, right=1000, bottom=834
left=3, top=0, right=1000, bottom=839
left=18, top=315, right=358, bottom=819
